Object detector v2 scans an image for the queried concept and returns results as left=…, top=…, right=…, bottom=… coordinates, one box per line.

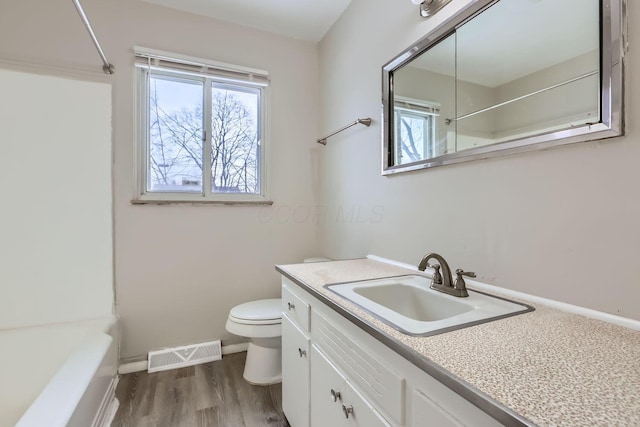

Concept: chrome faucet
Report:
left=417, top=253, right=474, bottom=298
left=418, top=253, right=453, bottom=287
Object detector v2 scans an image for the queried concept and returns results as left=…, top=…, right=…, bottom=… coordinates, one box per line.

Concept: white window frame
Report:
left=394, top=96, right=440, bottom=164
left=134, top=47, right=271, bottom=204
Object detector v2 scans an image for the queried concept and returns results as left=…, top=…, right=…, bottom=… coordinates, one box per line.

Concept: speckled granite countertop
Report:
left=276, top=259, right=640, bottom=427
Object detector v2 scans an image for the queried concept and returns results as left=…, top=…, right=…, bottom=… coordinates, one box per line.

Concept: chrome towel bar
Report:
left=317, top=118, right=372, bottom=145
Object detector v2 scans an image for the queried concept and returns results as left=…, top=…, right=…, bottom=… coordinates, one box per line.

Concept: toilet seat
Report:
left=229, top=299, right=282, bottom=324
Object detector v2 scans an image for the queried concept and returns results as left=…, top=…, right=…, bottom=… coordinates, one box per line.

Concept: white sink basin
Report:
left=326, top=275, right=533, bottom=336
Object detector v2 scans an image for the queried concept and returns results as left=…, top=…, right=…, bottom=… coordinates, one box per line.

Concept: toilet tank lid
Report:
left=230, top=299, right=282, bottom=321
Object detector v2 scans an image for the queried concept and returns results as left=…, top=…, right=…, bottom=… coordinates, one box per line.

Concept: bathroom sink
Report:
left=325, top=275, right=533, bottom=336
left=354, top=284, right=473, bottom=321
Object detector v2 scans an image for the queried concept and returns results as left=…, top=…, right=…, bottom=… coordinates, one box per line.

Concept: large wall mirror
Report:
left=382, top=0, right=625, bottom=174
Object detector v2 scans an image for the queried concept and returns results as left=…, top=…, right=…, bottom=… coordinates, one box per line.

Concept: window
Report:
left=394, top=97, right=439, bottom=165
left=135, top=48, right=269, bottom=203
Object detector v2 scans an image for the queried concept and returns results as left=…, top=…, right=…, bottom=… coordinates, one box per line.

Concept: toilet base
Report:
left=243, top=337, right=282, bottom=385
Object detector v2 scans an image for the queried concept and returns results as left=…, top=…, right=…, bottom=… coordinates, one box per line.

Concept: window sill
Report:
left=131, top=198, right=274, bottom=206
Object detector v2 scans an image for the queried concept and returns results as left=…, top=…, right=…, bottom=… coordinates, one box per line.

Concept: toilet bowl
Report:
left=226, top=257, right=331, bottom=385
left=225, top=299, right=282, bottom=385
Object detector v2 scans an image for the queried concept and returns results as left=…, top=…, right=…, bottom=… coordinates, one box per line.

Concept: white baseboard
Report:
left=222, top=342, right=249, bottom=355
left=118, top=342, right=249, bottom=374
left=118, top=361, right=147, bottom=375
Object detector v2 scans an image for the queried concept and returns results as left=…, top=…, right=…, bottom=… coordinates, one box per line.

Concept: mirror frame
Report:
left=382, top=0, right=626, bottom=175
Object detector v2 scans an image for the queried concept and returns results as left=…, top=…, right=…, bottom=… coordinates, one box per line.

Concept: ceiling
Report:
left=140, top=0, right=353, bottom=42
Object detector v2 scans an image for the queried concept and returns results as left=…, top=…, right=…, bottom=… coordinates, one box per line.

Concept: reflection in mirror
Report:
left=393, top=34, right=454, bottom=164
left=454, top=0, right=600, bottom=151
left=382, top=0, right=624, bottom=174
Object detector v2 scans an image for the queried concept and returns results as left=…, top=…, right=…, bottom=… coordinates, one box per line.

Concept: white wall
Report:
left=0, top=69, right=113, bottom=329
left=0, top=0, right=320, bottom=358
left=318, top=0, right=640, bottom=320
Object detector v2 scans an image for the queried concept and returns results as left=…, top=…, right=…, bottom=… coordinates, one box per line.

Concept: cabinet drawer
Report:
left=282, top=283, right=310, bottom=331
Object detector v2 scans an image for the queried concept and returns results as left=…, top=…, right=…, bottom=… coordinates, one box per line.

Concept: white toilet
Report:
left=225, top=298, right=283, bottom=385
left=225, top=257, right=330, bottom=385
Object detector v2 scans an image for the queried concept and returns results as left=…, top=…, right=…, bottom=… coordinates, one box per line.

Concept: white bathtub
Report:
left=0, top=317, right=118, bottom=427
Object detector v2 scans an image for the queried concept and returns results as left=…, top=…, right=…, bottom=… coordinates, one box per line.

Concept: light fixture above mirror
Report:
left=412, top=0, right=454, bottom=18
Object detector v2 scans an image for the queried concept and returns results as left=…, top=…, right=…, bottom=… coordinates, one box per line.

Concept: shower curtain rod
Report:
left=445, top=70, right=598, bottom=125
left=72, top=0, right=115, bottom=74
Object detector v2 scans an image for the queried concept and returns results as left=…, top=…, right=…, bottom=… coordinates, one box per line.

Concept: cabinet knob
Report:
left=330, top=388, right=342, bottom=402
left=287, top=302, right=295, bottom=311
left=342, top=404, right=354, bottom=419
left=298, top=348, right=307, bottom=358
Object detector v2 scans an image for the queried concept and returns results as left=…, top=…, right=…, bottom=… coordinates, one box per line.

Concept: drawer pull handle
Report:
left=287, top=302, right=295, bottom=311
left=342, top=404, right=353, bottom=419
left=298, top=348, right=307, bottom=358
left=330, top=388, right=341, bottom=402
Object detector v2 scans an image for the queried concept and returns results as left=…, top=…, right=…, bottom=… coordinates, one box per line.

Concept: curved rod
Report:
left=317, top=118, right=372, bottom=145
left=71, top=0, right=115, bottom=74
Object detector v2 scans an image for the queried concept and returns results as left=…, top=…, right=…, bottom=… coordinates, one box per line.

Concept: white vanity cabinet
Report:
left=281, top=278, right=504, bottom=427
left=282, top=314, right=310, bottom=427
left=282, top=281, right=313, bottom=427
left=310, top=345, right=391, bottom=427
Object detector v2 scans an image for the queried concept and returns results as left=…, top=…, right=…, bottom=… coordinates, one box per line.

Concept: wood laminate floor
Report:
left=112, top=352, right=289, bottom=427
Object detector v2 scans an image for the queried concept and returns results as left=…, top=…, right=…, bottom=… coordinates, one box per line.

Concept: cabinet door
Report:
left=345, top=380, right=392, bottom=427
left=282, top=315, right=311, bottom=427
left=411, top=389, right=464, bottom=427
left=310, top=345, right=348, bottom=427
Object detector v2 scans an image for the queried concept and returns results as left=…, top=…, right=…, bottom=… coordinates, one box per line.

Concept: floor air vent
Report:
left=148, top=340, right=222, bottom=373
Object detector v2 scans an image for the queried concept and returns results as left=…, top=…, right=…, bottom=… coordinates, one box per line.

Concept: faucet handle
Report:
left=454, top=269, right=475, bottom=296
left=455, top=268, right=476, bottom=278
